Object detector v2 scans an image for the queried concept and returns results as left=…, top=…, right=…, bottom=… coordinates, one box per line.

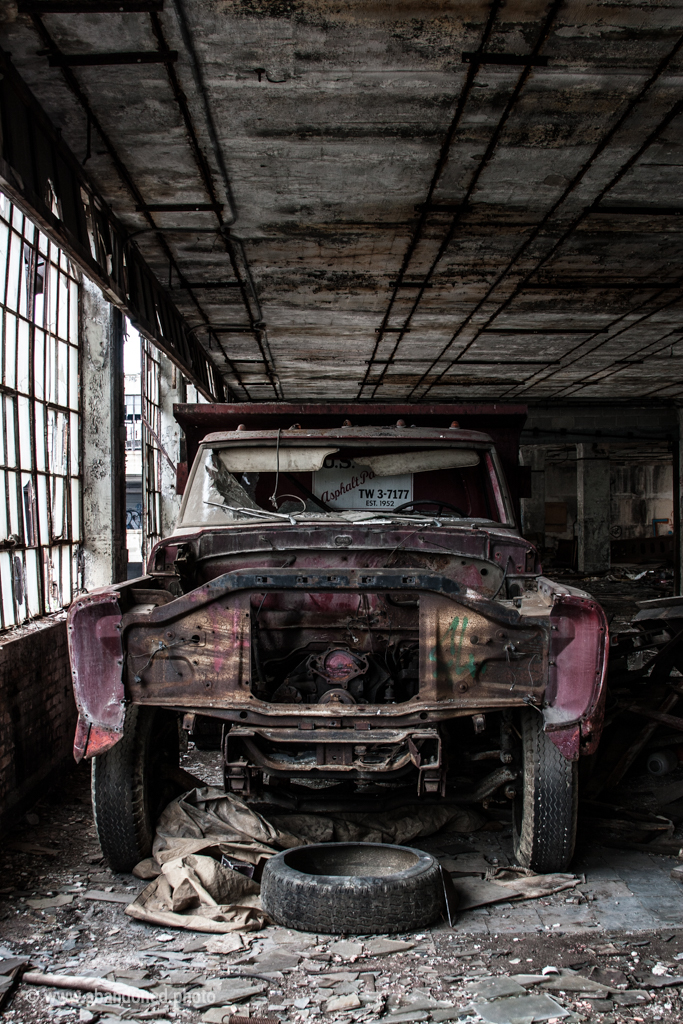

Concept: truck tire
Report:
left=260, top=842, right=444, bottom=934
left=91, top=705, right=179, bottom=873
left=513, top=708, right=578, bottom=872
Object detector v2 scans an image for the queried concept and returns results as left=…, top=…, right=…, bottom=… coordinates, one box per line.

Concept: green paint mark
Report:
left=447, top=615, right=476, bottom=678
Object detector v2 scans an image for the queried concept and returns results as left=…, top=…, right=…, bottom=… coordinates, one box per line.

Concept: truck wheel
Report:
left=513, top=708, right=578, bottom=872
left=91, top=706, right=179, bottom=873
left=261, top=842, right=444, bottom=934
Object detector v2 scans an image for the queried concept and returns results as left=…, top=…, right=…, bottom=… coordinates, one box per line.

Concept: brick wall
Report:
left=0, top=615, right=77, bottom=826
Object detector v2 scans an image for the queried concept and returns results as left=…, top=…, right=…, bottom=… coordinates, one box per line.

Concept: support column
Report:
left=158, top=352, right=185, bottom=539
left=81, top=278, right=127, bottom=589
left=576, top=443, right=611, bottom=573
left=675, top=407, right=683, bottom=594
left=520, top=446, right=545, bottom=545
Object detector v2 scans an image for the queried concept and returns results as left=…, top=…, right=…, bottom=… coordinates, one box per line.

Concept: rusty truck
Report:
left=67, top=404, right=608, bottom=872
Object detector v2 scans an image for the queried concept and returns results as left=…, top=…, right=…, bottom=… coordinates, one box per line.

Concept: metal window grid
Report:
left=0, top=190, right=82, bottom=627
left=141, top=335, right=162, bottom=566
left=125, top=392, right=142, bottom=450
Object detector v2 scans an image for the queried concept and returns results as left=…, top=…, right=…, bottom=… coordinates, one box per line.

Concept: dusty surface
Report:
left=2, top=568, right=680, bottom=1021
left=2, top=748, right=683, bottom=1024
left=546, top=566, right=674, bottom=632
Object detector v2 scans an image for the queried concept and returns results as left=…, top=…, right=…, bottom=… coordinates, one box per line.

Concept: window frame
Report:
left=0, top=191, right=83, bottom=627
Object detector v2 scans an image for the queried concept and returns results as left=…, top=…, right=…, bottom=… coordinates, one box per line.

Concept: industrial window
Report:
left=142, top=335, right=162, bottom=564
left=125, top=393, right=142, bottom=451
left=0, top=192, right=82, bottom=628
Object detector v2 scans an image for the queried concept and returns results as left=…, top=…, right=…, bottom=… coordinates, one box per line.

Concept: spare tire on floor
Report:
left=260, top=842, right=444, bottom=934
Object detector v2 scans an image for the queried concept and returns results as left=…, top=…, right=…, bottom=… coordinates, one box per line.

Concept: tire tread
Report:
left=513, top=709, right=578, bottom=872
left=261, top=846, right=444, bottom=934
left=91, top=706, right=155, bottom=873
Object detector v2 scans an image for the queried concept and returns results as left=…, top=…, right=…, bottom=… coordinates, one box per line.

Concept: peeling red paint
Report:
left=67, top=590, right=125, bottom=736
left=67, top=418, right=608, bottom=799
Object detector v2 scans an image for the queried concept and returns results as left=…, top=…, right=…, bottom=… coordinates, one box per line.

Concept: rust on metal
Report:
left=67, top=411, right=609, bottom=798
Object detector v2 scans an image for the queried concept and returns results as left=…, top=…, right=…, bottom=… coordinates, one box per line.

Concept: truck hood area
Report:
left=156, top=521, right=540, bottom=597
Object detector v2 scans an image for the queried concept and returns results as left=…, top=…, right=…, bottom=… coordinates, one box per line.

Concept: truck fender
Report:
left=543, top=593, right=609, bottom=761
left=67, top=590, right=126, bottom=761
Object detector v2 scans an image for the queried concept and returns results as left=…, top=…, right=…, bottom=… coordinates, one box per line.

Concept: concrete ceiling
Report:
left=3, top=0, right=683, bottom=404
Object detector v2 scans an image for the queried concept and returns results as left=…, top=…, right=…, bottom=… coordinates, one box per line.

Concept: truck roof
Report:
left=200, top=425, right=496, bottom=445
left=174, top=402, right=528, bottom=474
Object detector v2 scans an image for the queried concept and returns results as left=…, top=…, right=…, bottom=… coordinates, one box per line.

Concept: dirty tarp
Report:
left=450, top=866, right=580, bottom=911
left=126, top=786, right=484, bottom=932
left=266, top=802, right=485, bottom=846
left=126, top=788, right=301, bottom=932
left=151, top=787, right=304, bottom=865
left=126, top=852, right=268, bottom=933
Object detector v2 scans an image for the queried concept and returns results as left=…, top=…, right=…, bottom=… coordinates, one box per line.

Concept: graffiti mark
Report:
left=448, top=616, right=476, bottom=678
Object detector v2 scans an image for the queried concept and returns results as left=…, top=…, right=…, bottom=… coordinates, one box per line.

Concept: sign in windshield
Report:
left=313, top=457, right=412, bottom=510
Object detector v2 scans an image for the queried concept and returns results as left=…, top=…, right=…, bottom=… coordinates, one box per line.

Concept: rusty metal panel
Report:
left=67, top=591, right=125, bottom=732
left=544, top=588, right=609, bottom=756
left=419, top=592, right=546, bottom=703
left=119, top=569, right=549, bottom=717
left=125, top=600, right=252, bottom=704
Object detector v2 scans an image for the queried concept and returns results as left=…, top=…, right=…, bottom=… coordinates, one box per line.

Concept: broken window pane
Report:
left=141, top=334, right=162, bottom=565
left=0, top=190, right=82, bottom=628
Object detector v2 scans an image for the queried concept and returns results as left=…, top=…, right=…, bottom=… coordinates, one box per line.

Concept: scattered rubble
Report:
left=6, top=626, right=683, bottom=1024
left=2, top=756, right=683, bottom=1023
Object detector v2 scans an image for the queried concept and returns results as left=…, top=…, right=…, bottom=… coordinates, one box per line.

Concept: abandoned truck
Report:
left=67, top=404, right=608, bottom=874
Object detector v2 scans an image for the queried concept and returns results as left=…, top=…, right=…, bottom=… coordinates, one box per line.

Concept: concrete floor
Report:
left=2, top=753, right=683, bottom=1024
left=1, top=572, right=679, bottom=1022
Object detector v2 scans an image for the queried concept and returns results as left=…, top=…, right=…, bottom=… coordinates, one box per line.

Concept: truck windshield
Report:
left=178, top=444, right=511, bottom=528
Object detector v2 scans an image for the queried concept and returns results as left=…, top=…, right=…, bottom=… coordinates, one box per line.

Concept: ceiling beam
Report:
left=590, top=205, right=683, bottom=216
left=482, top=328, right=610, bottom=335
left=47, top=49, right=177, bottom=65
left=0, top=46, right=225, bottom=401
left=171, top=282, right=241, bottom=290
left=462, top=51, right=548, bottom=66
left=136, top=202, right=222, bottom=212
left=19, top=0, right=164, bottom=11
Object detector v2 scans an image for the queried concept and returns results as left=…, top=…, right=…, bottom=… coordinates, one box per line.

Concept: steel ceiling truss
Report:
left=25, top=3, right=279, bottom=401
left=147, top=8, right=281, bottom=399
left=0, top=46, right=225, bottom=402
left=359, top=0, right=683, bottom=404
left=418, top=33, right=683, bottom=402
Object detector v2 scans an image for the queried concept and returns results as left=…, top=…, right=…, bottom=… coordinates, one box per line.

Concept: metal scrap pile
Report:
left=581, top=592, right=683, bottom=854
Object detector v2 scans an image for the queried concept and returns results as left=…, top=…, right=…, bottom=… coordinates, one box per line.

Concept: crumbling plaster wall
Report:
left=81, top=278, right=127, bottom=589
left=542, top=454, right=673, bottom=552
left=611, top=463, right=673, bottom=541
left=159, top=351, right=185, bottom=540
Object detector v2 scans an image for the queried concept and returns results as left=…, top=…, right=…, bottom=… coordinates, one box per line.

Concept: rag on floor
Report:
left=125, top=786, right=484, bottom=932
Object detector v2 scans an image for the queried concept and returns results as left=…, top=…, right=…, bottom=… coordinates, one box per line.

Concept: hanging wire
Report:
left=269, top=428, right=282, bottom=509
left=82, top=113, right=91, bottom=165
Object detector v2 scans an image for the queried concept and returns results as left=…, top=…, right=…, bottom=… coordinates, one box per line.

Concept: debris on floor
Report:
left=124, top=786, right=582, bottom=933
left=126, top=851, right=267, bottom=933
left=470, top=984, right=568, bottom=1024
left=3, top=759, right=683, bottom=1023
